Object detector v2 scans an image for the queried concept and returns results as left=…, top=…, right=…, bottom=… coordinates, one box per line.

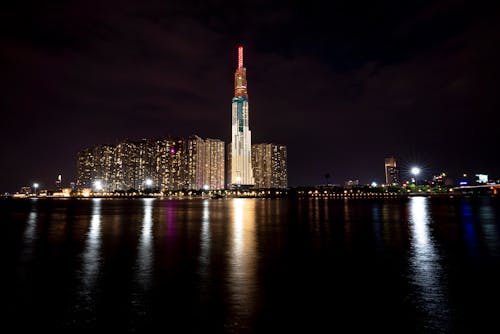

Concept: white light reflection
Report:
left=343, top=199, right=352, bottom=247
left=372, top=205, right=383, bottom=251
left=479, top=204, right=499, bottom=257
left=199, top=200, right=210, bottom=272
left=81, top=198, right=102, bottom=302
left=197, top=199, right=211, bottom=307
left=130, top=198, right=155, bottom=329
left=227, top=198, right=257, bottom=331
left=136, top=198, right=154, bottom=290
left=19, top=209, right=38, bottom=272
left=24, top=211, right=37, bottom=248
left=408, top=197, right=450, bottom=331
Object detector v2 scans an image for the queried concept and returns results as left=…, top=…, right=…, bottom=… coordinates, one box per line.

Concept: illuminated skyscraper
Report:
left=384, top=157, right=400, bottom=185
left=229, top=46, right=254, bottom=188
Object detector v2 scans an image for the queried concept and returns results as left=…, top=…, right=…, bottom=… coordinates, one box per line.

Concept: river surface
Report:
left=2, top=197, right=500, bottom=333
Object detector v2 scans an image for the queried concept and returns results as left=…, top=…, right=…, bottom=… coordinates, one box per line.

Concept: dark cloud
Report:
left=1, top=0, right=499, bottom=191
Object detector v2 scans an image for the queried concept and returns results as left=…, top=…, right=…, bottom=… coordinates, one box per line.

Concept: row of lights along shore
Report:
left=25, top=165, right=429, bottom=198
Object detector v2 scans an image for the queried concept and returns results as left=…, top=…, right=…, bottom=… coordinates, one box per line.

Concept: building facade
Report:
left=187, top=136, right=225, bottom=190
left=384, top=157, right=400, bottom=185
left=76, top=148, right=94, bottom=188
left=203, top=139, right=225, bottom=190
left=252, top=143, right=288, bottom=189
left=229, top=46, right=254, bottom=188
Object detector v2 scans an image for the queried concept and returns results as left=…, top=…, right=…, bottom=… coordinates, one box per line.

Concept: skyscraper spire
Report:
left=238, top=46, right=243, bottom=68
left=234, top=46, right=248, bottom=98
left=230, top=45, right=254, bottom=188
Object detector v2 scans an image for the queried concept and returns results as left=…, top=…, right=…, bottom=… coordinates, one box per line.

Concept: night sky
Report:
left=1, top=0, right=500, bottom=192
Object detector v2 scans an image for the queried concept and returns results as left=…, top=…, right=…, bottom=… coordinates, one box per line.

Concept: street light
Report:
left=411, top=167, right=420, bottom=186
left=94, top=180, right=103, bottom=192
left=33, top=183, right=39, bottom=195
left=144, top=178, right=153, bottom=194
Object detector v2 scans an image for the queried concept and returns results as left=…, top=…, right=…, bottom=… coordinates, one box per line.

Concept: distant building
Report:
left=345, top=179, right=359, bottom=187
left=432, top=172, right=454, bottom=187
left=457, top=173, right=473, bottom=186
left=384, top=157, right=400, bottom=185
left=251, top=143, right=288, bottom=189
left=476, top=174, right=488, bottom=184
left=20, top=186, right=31, bottom=194
left=55, top=174, right=62, bottom=190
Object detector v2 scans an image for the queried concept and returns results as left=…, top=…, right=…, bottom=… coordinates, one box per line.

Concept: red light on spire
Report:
left=238, top=46, right=243, bottom=68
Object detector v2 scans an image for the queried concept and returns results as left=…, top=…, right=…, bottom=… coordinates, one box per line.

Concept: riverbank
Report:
left=2, top=191, right=496, bottom=200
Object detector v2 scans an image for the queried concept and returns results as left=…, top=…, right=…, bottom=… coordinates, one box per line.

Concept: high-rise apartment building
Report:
left=200, top=139, right=225, bottom=190
left=186, top=135, right=204, bottom=190
left=155, top=137, right=186, bottom=191
left=229, top=46, right=254, bottom=188
left=252, top=143, right=288, bottom=189
left=384, top=157, right=400, bottom=185
left=136, top=139, right=155, bottom=190
left=94, top=144, right=116, bottom=191
left=187, top=136, right=225, bottom=190
left=76, top=147, right=94, bottom=189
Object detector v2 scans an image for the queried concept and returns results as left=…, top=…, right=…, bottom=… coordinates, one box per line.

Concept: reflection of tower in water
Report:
left=227, top=199, right=257, bottom=330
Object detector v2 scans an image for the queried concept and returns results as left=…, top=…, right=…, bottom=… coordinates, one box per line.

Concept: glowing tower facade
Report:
left=230, top=46, right=254, bottom=188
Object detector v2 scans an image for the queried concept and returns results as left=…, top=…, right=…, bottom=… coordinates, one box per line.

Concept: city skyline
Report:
left=1, top=1, right=500, bottom=192
left=70, top=46, right=287, bottom=194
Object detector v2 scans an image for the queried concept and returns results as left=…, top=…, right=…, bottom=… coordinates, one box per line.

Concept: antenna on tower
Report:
left=238, top=46, right=243, bottom=68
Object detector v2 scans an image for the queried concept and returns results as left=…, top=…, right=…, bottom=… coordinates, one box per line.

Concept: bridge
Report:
left=453, top=184, right=500, bottom=195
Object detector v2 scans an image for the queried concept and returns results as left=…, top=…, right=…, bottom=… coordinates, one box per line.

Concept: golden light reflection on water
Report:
left=227, top=198, right=257, bottom=330
left=408, top=197, right=450, bottom=330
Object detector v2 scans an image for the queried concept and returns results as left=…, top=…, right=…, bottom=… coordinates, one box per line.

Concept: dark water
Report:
left=3, top=197, right=500, bottom=333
